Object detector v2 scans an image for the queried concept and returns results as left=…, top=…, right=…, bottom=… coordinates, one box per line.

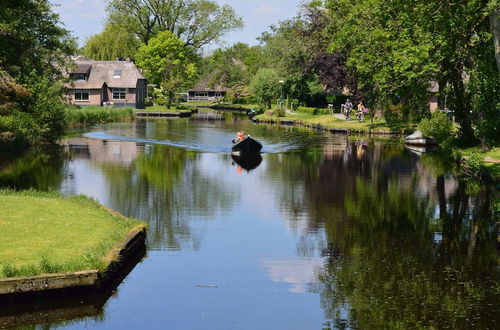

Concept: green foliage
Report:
left=0, top=1, right=76, bottom=146
left=461, top=152, right=484, bottom=177
left=136, top=31, right=196, bottom=109
left=106, top=0, right=243, bottom=49
left=384, top=104, right=405, bottom=124
left=15, top=73, right=67, bottom=144
left=0, top=0, right=77, bottom=77
left=82, top=23, right=141, bottom=61
left=296, top=106, right=330, bottom=115
left=249, top=68, right=281, bottom=109
left=418, top=111, right=456, bottom=149
left=65, top=107, right=134, bottom=127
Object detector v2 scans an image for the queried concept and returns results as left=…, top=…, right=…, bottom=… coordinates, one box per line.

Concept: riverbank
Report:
left=254, top=112, right=414, bottom=135
left=0, top=190, right=145, bottom=279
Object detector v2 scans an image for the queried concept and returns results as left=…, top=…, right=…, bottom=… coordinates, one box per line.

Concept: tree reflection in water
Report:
left=268, top=138, right=498, bottom=329
left=94, top=144, right=238, bottom=251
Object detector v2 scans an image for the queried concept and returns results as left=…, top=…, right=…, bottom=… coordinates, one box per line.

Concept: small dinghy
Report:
left=232, top=136, right=263, bottom=154
left=405, top=130, right=437, bottom=146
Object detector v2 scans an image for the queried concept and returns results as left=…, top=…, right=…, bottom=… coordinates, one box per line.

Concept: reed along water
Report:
left=0, top=112, right=498, bottom=329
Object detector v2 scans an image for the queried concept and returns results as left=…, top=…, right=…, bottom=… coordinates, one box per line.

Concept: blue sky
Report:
left=51, top=0, right=304, bottom=51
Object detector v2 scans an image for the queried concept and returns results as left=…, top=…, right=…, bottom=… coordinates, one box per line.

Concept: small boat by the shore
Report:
left=405, top=130, right=437, bottom=146
left=232, top=136, right=263, bottom=154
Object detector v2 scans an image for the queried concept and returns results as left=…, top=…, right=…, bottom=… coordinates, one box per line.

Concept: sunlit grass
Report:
left=0, top=190, right=144, bottom=278
left=256, top=112, right=415, bottom=132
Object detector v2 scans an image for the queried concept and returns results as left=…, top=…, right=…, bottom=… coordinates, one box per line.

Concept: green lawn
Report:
left=0, top=190, right=144, bottom=278
left=255, top=112, right=415, bottom=133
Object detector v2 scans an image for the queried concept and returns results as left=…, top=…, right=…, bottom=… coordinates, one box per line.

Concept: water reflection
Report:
left=231, top=153, right=263, bottom=172
left=0, top=118, right=497, bottom=329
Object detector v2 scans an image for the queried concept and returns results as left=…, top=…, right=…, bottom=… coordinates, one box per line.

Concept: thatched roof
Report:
left=66, top=58, right=146, bottom=89
left=189, top=69, right=228, bottom=92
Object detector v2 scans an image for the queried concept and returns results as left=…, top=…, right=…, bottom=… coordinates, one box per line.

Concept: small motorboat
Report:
left=232, top=136, right=263, bottom=154
left=405, top=130, right=437, bottom=146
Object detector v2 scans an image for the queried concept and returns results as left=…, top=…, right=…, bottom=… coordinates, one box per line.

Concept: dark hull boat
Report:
left=231, top=137, right=263, bottom=154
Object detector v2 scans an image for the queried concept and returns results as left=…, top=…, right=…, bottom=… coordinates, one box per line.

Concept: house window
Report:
left=112, top=88, right=127, bottom=100
left=74, top=89, right=89, bottom=101
left=72, top=74, right=86, bottom=81
left=113, top=70, right=122, bottom=78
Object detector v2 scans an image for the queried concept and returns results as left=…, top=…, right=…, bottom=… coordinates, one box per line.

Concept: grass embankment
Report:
left=0, top=190, right=144, bottom=279
left=461, top=147, right=500, bottom=181
left=255, top=111, right=414, bottom=134
left=65, top=106, right=134, bottom=128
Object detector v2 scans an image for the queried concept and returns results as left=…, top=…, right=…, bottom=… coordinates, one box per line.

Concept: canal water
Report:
left=0, top=113, right=498, bottom=329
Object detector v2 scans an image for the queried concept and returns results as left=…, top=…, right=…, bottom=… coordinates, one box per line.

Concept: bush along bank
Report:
left=0, top=190, right=146, bottom=281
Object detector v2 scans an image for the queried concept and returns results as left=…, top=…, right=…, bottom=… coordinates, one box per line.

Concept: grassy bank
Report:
left=255, top=111, right=414, bottom=134
left=460, top=147, right=500, bottom=181
left=0, top=190, right=144, bottom=278
left=65, top=106, right=134, bottom=128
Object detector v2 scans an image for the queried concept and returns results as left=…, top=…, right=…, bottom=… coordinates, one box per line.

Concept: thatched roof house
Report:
left=65, top=56, right=147, bottom=109
left=188, top=69, right=227, bottom=102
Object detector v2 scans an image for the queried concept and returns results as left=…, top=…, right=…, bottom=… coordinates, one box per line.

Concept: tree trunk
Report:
left=490, top=10, right=500, bottom=73
left=450, top=64, right=474, bottom=143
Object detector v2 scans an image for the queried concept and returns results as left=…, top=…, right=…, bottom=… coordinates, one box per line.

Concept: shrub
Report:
left=461, top=152, right=483, bottom=177
left=383, top=104, right=404, bottom=123
left=418, top=111, right=456, bottom=149
left=296, top=106, right=330, bottom=115
left=233, top=96, right=257, bottom=105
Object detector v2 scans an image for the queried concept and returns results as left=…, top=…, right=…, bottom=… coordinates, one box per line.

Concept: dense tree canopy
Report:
left=106, top=0, right=243, bottom=49
left=0, top=0, right=76, bottom=146
left=136, top=31, right=197, bottom=108
left=82, top=24, right=141, bottom=61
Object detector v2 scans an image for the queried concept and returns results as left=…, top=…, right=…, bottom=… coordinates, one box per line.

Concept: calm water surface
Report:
left=0, top=113, right=498, bottom=329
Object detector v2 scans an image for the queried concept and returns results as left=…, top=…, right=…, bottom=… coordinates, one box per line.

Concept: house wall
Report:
left=104, top=87, right=138, bottom=108
left=67, top=89, right=101, bottom=106
left=429, top=94, right=439, bottom=113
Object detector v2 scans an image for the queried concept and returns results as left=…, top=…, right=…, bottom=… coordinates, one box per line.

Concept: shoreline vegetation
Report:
left=0, top=190, right=145, bottom=279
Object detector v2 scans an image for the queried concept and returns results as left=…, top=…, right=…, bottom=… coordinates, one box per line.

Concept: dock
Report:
left=135, top=112, right=192, bottom=118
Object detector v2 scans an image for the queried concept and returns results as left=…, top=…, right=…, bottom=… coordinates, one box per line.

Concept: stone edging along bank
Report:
left=253, top=117, right=412, bottom=136
left=0, top=225, right=147, bottom=296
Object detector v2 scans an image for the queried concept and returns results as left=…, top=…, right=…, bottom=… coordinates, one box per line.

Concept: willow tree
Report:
left=82, top=24, right=141, bottom=61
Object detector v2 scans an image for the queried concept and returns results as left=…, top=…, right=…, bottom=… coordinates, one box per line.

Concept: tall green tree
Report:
left=82, top=24, right=141, bottom=61
left=0, top=0, right=76, bottom=145
left=135, top=31, right=196, bottom=109
left=106, top=0, right=243, bottom=49
left=250, top=68, right=281, bottom=109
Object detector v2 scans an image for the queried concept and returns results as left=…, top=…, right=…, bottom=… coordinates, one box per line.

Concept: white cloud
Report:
left=253, top=4, right=282, bottom=16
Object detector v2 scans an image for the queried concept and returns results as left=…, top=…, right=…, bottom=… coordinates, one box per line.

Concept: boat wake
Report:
left=83, top=132, right=302, bottom=154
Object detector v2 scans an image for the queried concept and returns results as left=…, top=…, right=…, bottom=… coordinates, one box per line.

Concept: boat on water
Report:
left=405, top=130, right=437, bottom=146
left=232, top=136, right=263, bottom=154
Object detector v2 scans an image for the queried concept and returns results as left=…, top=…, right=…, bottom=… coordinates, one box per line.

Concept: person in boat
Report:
left=234, top=131, right=246, bottom=143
